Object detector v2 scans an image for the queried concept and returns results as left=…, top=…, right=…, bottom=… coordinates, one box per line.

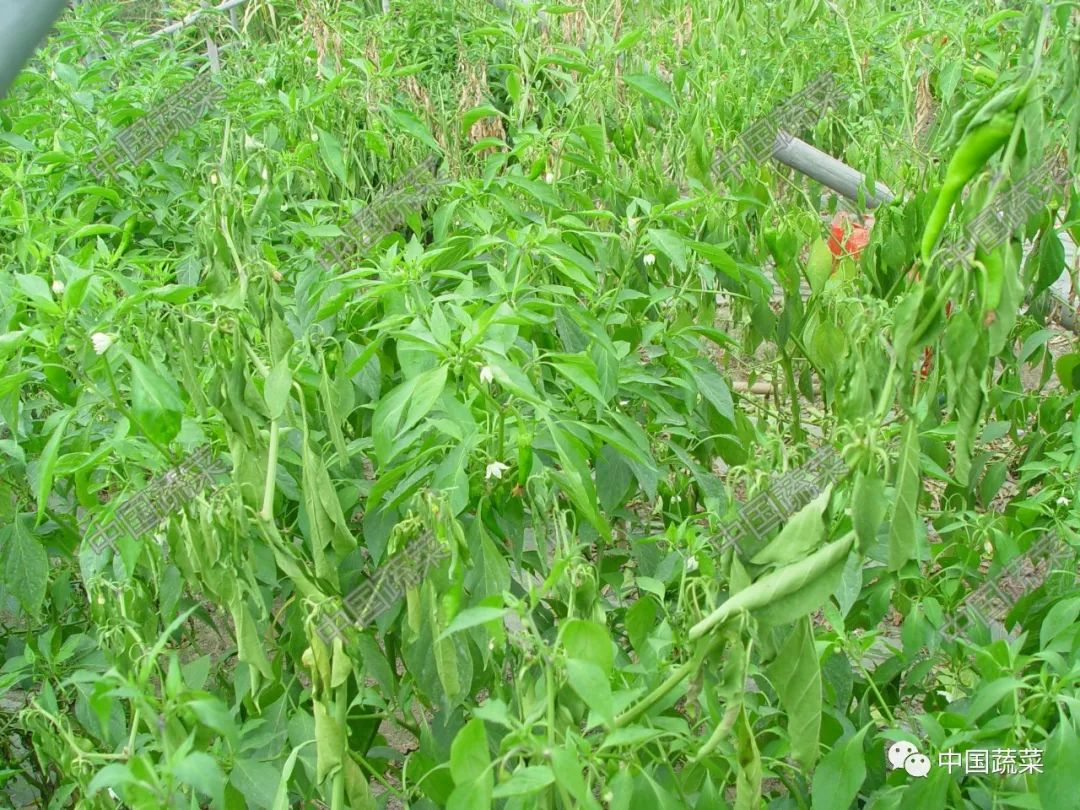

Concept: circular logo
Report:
left=904, top=753, right=932, bottom=778
left=887, top=741, right=919, bottom=770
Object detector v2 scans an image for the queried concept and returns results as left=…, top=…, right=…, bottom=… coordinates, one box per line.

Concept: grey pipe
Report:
left=0, top=0, right=71, bottom=99
left=772, top=130, right=896, bottom=208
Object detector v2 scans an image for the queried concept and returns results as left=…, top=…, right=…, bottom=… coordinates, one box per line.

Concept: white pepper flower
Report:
left=544, top=172, right=554, bottom=183
left=210, top=171, right=219, bottom=185
left=479, top=365, right=494, bottom=385
left=1057, top=496, right=1071, bottom=507
left=643, top=253, right=656, bottom=267
left=91, top=333, right=114, bottom=355
left=485, top=461, right=509, bottom=480
left=52, top=279, right=65, bottom=295
left=686, top=556, right=699, bottom=572
left=311, top=132, right=319, bottom=142
left=627, top=215, right=638, bottom=231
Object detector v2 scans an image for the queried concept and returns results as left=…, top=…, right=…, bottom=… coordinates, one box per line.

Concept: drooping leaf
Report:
left=734, top=705, right=762, bottom=810
left=888, top=420, right=920, bottom=572
left=35, top=410, right=75, bottom=525
left=316, top=127, right=348, bottom=187
left=691, top=534, right=856, bottom=638
left=623, top=73, right=677, bottom=110
left=560, top=618, right=614, bottom=675
left=264, top=355, right=292, bottom=421
left=127, top=354, right=185, bottom=445
left=810, top=724, right=868, bottom=810
left=1033, top=228, right=1065, bottom=299
left=852, top=471, right=886, bottom=554
left=1054, top=353, right=1080, bottom=392
left=544, top=416, right=611, bottom=542
left=385, top=108, right=443, bottom=153
left=750, top=487, right=830, bottom=568
left=1, top=515, right=49, bottom=620
left=767, top=617, right=822, bottom=769
left=565, top=659, right=614, bottom=728
left=1041, top=719, right=1080, bottom=810
left=491, top=766, right=555, bottom=798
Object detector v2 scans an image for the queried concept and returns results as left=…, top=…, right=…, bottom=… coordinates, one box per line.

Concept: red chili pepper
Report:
left=827, top=212, right=872, bottom=268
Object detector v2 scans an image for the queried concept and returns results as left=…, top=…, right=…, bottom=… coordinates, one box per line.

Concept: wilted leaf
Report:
left=1, top=515, right=49, bottom=620
left=127, top=354, right=185, bottom=445
left=767, top=617, right=822, bottom=769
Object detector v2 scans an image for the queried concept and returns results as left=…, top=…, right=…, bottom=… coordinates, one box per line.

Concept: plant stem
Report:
left=331, top=684, right=346, bottom=810
left=261, top=418, right=279, bottom=522
left=781, top=350, right=803, bottom=442
left=688, top=700, right=740, bottom=765
left=351, top=750, right=405, bottom=799
left=613, top=635, right=723, bottom=728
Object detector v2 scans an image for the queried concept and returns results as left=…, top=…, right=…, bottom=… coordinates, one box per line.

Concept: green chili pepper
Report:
left=251, top=182, right=271, bottom=222
left=974, top=243, right=1005, bottom=315
left=440, top=580, right=463, bottom=624
left=971, top=66, right=997, bottom=87
left=921, top=111, right=1015, bottom=265
left=517, top=428, right=533, bottom=486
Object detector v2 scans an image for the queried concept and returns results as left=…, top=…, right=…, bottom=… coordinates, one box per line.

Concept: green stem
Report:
left=244, top=340, right=271, bottom=379
left=781, top=350, right=803, bottom=442
left=497, top=402, right=506, bottom=461
left=261, top=418, right=279, bottom=522
left=688, top=700, right=740, bottom=765
left=613, top=635, right=724, bottom=728
left=351, top=750, right=405, bottom=800
left=545, top=663, right=556, bottom=748
left=910, top=264, right=962, bottom=347
left=331, top=684, right=347, bottom=810
left=829, top=617, right=898, bottom=729
left=855, top=655, right=897, bottom=729
left=872, top=365, right=898, bottom=424
left=771, top=762, right=810, bottom=810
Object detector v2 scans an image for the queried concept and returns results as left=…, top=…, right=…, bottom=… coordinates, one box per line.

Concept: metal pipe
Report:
left=0, top=0, right=72, bottom=99
left=131, top=0, right=250, bottom=47
left=772, top=130, right=896, bottom=208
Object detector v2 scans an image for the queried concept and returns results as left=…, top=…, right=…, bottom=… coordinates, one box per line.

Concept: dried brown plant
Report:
left=459, top=58, right=505, bottom=154
left=913, top=72, right=935, bottom=145
left=674, top=4, right=693, bottom=60
left=300, top=0, right=342, bottom=74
